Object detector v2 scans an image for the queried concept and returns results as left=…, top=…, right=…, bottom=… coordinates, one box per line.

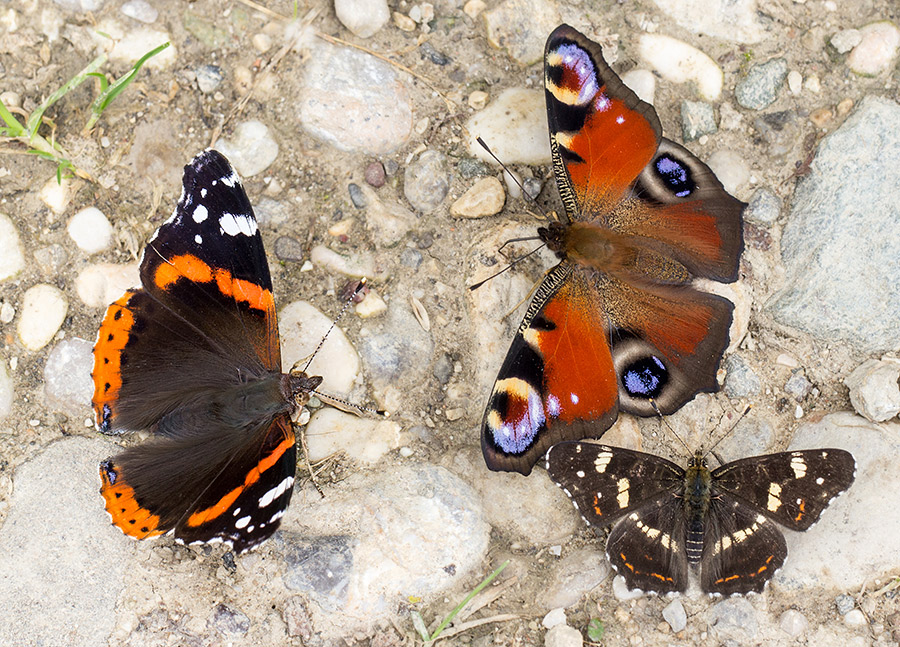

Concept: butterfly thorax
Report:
left=538, top=221, right=638, bottom=273
left=682, top=452, right=712, bottom=564
left=286, top=371, right=323, bottom=411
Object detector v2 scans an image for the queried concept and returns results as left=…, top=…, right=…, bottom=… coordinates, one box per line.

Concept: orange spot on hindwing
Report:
left=99, top=460, right=164, bottom=539
left=91, top=290, right=139, bottom=432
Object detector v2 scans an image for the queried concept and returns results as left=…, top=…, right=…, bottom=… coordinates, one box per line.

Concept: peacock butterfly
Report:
left=481, top=25, right=745, bottom=475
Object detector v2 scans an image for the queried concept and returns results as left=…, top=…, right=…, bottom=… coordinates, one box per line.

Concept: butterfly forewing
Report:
left=711, top=449, right=856, bottom=531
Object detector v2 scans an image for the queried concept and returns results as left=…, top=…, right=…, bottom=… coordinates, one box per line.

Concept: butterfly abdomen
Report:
left=683, top=455, right=712, bottom=564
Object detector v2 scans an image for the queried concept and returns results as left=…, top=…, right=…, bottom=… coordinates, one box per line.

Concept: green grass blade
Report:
left=25, top=53, right=107, bottom=136
left=429, top=560, right=510, bottom=641
left=0, top=100, right=25, bottom=136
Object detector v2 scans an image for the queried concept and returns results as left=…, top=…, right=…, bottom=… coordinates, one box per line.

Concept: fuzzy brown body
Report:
left=682, top=452, right=712, bottom=564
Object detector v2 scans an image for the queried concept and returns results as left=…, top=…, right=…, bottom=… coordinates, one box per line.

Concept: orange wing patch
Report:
left=91, top=290, right=139, bottom=430
left=99, top=460, right=164, bottom=540
left=152, top=253, right=274, bottom=313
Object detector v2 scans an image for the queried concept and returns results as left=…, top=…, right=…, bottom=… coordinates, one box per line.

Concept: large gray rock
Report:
left=768, top=96, right=900, bottom=352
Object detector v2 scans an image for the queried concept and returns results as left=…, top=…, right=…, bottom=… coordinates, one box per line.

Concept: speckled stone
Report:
left=735, top=58, right=788, bottom=110
left=403, top=150, right=450, bottom=214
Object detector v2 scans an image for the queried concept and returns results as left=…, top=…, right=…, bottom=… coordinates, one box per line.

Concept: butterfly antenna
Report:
left=703, top=404, right=753, bottom=464
left=300, top=278, right=368, bottom=374
left=475, top=136, right=548, bottom=217
left=650, top=398, right=693, bottom=457
left=468, top=241, right=547, bottom=291
left=312, top=389, right=388, bottom=418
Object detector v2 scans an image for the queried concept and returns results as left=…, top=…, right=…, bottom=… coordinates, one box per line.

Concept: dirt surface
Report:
left=2, top=0, right=900, bottom=645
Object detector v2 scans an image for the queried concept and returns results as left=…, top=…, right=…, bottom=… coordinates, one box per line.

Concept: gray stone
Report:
left=273, top=235, right=306, bottom=262
left=121, top=0, right=157, bottom=23
left=836, top=593, right=856, bottom=615
left=709, top=597, right=758, bottom=640
left=777, top=413, right=900, bottom=591
left=404, top=150, right=450, bottom=213
left=544, top=624, right=583, bottom=647
left=662, top=598, right=687, bottom=633
left=767, top=97, right=900, bottom=353
left=735, top=58, right=788, bottom=110
left=209, top=603, right=251, bottom=636
left=215, top=120, right=278, bottom=177
left=650, top=0, right=766, bottom=44
left=458, top=157, right=489, bottom=179
left=364, top=161, right=386, bottom=187
left=432, top=352, right=453, bottom=384
left=715, top=415, right=775, bottom=462
left=743, top=187, right=781, bottom=224
left=537, top=548, right=610, bottom=609
left=400, top=247, right=423, bottom=269
left=483, top=0, right=561, bottom=65
left=779, top=609, right=809, bottom=636
left=334, top=0, right=389, bottom=38
left=681, top=100, right=717, bottom=141
left=282, top=535, right=355, bottom=612
left=359, top=305, right=433, bottom=386
left=784, top=372, right=812, bottom=400
left=32, top=243, right=67, bottom=276
left=723, top=353, right=761, bottom=398
left=298, top=42, right=412, bottom=155
left=0, top=438, right=129, bottom=647
left=43, top=337, right=94, bottom=413
left=348, top=183, right=367, bottom=208
left=195, top=64, right=224, bottom=93
left=844, top=357, right=900, bottom=422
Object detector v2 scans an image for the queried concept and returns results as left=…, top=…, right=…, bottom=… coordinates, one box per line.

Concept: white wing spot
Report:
left=221, top=171, right=239, bottom=187
left=616, top=478, right=629, bottom=508
left=194, top=234, right=202, bottom=245
left=259, top=476, right=294, bottom=508
left=235, top=515, right=252, bottom=529
left=767, top=482, right=782, bottom=512
left=816, top=476, right=824, bottom=485
left=232, top=507, right=241, bottom=517
left=576, top=470, right=585, bottom=479
left=594, top=451, right=613, bottom=473
left=219, top=212, right=258, bottom=237
left=201, top=188, right=208, bottom=198
left=790, top=456, right=807, bottom=478
left=192, top=204, right=208, bottom=223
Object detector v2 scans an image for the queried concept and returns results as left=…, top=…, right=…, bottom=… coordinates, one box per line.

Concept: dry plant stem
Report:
left=428, top=614, right=519, bottom=645
left=298, top=422, right=324, bottom=497
left=315, top=32, right=456, bottom=112
left=235, top=0, right=289, bottom=20
left=455, top=576, right=519, bottom=622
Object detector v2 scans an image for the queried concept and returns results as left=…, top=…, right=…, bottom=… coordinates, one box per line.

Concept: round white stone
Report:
left=68, top=207, right=113, bottom=254
left=621, top=69, right=656, bottom=105
left=848, top=21, right=900, bottom=76
left=465, top=88, right=550, bottom=165
left=75, top=262, right=140, bottom=308
left=17, top=284, right=68, bottom=351
left=0, top=214, right=26, bottom=281
left=541, top=607, right=567, bottom=629
left=334, top=0, right=389, bottom=38
left=305, top=408, right=400, bottom=464
left=215, top=120, right=279, bottom=177
left=450, top=176, right=506, bottom=219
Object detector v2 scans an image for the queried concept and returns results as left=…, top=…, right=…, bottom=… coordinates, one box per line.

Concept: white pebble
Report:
left=39, top=176, right=75, bottom=214
left=544, top=624, right=583, bottom=647
left=844, top=357, right=900, bottom=422
left=216, top=120, right=279, bottom=177
left=612, top=574, right=644, bottom=600
left=0, top=214, right=25, bottom=281
left=278, top=300, right=360, bottom=395
left=17, top=284, right=68, bottom=351
left=848, top=21, right=900, bottom=76
left=75, top=263, right=140, bottom=308
left=310, top=245, right=376, bottom=278
left=465, top=88, right=550, bottom=165
left=108, top=27, right=175, bottom=69
left=398, top=446, right=414, bottom=457
left=804, top=75, right=822, bottom=93
left=831, top=28, right=862, bottom=54
left=663, top=598, right=687, bottom=633
left=468, top=90, right=489, bottom=110
left=0, top=360, right=12, bottom=420
left=779, top=609, right=809, bottom=637
left=844, top=609, right=866, bottom=627
left=621, top=68, right=656, bottom=105
left=334, top=0, right=389, bottom=38
left=787, top=70, right=803, bottom=95
left=305, top=408, right=400, bottom=463
left=707, top=150, right=750, bottom=195
left=450, top=177, right=506, bottom=219
left=120, top=0, right=158, bottom=23
left=542, top=608, right=567, bottom=629
left=68, top=207, right=113, bottom=254
left=0, top=302, right=14, bottom=323
left=43, top=338, right=94, bottom=411
left=355, top=289, right=387, bottom=318
left=463, top=0, right=486, bottom=19
left=638, top=34, right=723, bottom=101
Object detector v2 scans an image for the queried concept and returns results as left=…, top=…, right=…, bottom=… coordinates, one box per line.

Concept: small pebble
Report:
left=784, top=372, right=812, bottom=400
left=215, top=120, right=279, bottom=177
left=743, top=188, right=781, bottom=225
left=393, top=11, right=416, bottom=32
left=17, top=284, right=68, bottom=351
left=707, top=150, right=750, bottom=195
left=541, top=608, right=567, bottom=629
left=639, top=34, right=723, bottom=101
left=847, top=21, right=900, bottom=76
left=836, top=97, right=854, bottom=116
left=310, top=245, right=375, bottom=278
left=809, top=107, right=834, bottom=127
left=251, top=33, right=272, bottom=53
left=844, top=357, right=900, bottom=422
left=364, top=161, right=386, bottom=187
left=120, top=0, right=157, bottom=23
left=465, top=88, right=550, bottom=165
left=0, top=302, right=14, bottom=324
left=724, top=354, right=761, bottom=398
left=399, top=248, right=423, bottom=269
left=482, top=0, right=561, bottom=65
left=354, top=289, right=387, bottom=318
left=844, top=609, right=867, bottom=627
left=450, top=176, right=506, bottom=218
left=209, top=604, right=250, bottom=636
left=348, top=183, right=367, bottom=209
left=463, top=0, right=486, bottom=19
left=365, top=193, right=416, bottom=245
left=503, top=169, right=522, bottom=199
left=779, top=609, right=809, bottom=637
left=404, top=150, right=450, bottom=213
left=805, top=75, right=822, bottom=93
left=787, top=70, right=803, bottom=95
left=334, top=0, right=390, bottom=38
left=273, top=236, right=306, bottom=263
left=523, top=176, right=542, bottom=200
left=831, top=29, right=862, bottom=54
left=663, top=598, right=687, bottom=633
left=468, top=90, right=489, bottom=110
left=419, top=41, right=450, bottom=65
left=835, top=593, right=855, bottom=615
left=681, top=100, right=717, bottom=141
left=432, top=353, right=452, bottom=384
left=544, top=624, right=583, bottom=647
left=43, top=338, right=93, bottom=412
left=74, top=263, right=139, bottom=308
left=0, top=214, right=25, bottom=281
left=195, top=64, right=224, bottom=93
left=39, top=176, right=74, bottom=214
left=458, top=157, right=489, bottom=179
left=108, top=27, right=175, bottom=69
left=621, top=68, right=656, bottom=105
left=735, top=58, right=788, bottom=110
left=68, top=207, right=113, bottom=254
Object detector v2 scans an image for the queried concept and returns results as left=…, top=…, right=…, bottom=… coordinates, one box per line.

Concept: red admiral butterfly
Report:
left=546, top=442, right=855, bottom=595
left=481, top=24, right=744, bottom=475
left=93, top=150, right=322, bottom=553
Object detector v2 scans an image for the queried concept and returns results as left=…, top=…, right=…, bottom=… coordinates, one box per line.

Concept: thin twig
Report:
left=428, top=614, right=519, bottom=644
